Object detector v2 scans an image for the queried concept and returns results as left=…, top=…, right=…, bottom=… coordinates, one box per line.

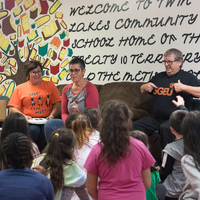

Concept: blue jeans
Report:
left=44, top=119, right=64, bottom=142
left=29, top=124, right=46, bottom=152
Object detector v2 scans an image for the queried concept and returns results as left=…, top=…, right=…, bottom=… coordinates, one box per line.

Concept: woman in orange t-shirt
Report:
left=8, top=60, right=62, bottom=151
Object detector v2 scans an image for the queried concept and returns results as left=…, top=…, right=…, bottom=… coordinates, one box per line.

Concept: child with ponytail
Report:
left=32, top=128, right=89, bottom=200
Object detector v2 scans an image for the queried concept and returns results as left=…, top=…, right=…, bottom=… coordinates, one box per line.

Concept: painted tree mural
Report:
left=0, top=0, right=72, bottom=98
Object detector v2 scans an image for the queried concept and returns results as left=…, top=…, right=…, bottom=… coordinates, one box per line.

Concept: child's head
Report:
left=1, top=113, right=30, bottom=142
left=47, top=127, right=76, bottom=161
left=71, top=114, right=89, bottom=149
left=130, top=130, right=159, bottom=171
left=182, top=111, right=200, bottom=166
left=64, top=113, right=79, bottom=129
left=2, top=132, right=33, bottom=169
left=83, top=107, right=101, bottom=131
left=169, top=110, right=187, bottom=135
left=130, top=130, right=149, bottom=148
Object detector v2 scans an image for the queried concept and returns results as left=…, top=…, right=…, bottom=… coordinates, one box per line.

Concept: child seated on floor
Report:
left=179, top=111, right=200, bottom=200
left=32, top=128, right=90, bottom=200
left=130, top=130, right=166, bottom=200
left=160, top=110, right=187, bottom=200
left=0, top=132, right=54, bottom=199
left=1, top=113, right=40, bottom=170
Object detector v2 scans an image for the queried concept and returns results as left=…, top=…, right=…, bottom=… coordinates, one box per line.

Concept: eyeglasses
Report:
left=31, top=71, right=42, bottom=75
left=68, top=69, right=81, bottom=74
left=163, top=60, right=177, bottom=65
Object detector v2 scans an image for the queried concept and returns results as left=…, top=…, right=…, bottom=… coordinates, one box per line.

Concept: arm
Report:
left=142, top=168, right=151, bottom=190
left=86, top=172, right=98, bottom=200
left=85, top=82, right=99, bottom=109
left=32, top=165, right=47, bottom=176
left=182, top=155, right=200, bottom=192
left=8, top=85, right=32, bottom=122
left=174, top=80, right=200, bottom=97
left=140, top=82, right=157, bottom=94
left=160, top=152, right=175, bottom=181
left=172, top=95, right=188, bottom=111
left=61, top=86, right=69, bottom=122
left=9, top=106, right=32, bottom=122
left=46, top=101, right=61, bottom=120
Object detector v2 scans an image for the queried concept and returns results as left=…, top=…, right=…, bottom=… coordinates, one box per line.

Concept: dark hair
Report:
left=1, top=113, right=30, bottom=142
left=164, top=48, right=183, bottom=68
left=71, top=114, right=89, bottom=149
left=40, top=128, right=76, bottom=194
left=182, top=111, right=200, bottom=170
left=83, top=107, right=101, bottom=130
left=130, top=130, right=149, bottom=147
left=2, top=132, right=32, bottom=169
left=170, top=110, right=187, bottom=135
left=69, top=57, right=85, bottom=70
left=64, top=113, right=79, bottom=129
left=99, top=100, right=131, bottom=165
left=25, top=60, right=43, bottom=80
left=129, top=130, right=158, bottom=172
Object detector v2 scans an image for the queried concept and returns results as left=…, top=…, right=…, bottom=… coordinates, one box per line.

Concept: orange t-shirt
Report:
left=8, top=80, right=61, bottom=118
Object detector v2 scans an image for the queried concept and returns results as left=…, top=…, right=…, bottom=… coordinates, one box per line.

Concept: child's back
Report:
left=160, top=110, right=187, bottom=200
left=179, top=111, right=200, bottom=200
left=161, top=138, right=185, bottom=198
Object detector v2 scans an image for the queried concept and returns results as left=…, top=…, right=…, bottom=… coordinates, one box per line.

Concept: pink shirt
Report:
left=84, top=137, right=155, bottom=200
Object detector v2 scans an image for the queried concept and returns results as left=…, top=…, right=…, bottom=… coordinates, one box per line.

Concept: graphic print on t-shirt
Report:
left=153, top=83, right=174, bottom=96
left=29, top=92, right=52, bottom=116
left=69, top=98, right=79, bottom=112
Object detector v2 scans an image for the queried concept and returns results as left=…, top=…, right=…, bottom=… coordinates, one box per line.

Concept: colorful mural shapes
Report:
left=23, top=0, right=36, bottom=11
left=30, top=7, right=38, bottom=19
left=35, top=15, right=50, bottom=28
left=38, top=43, right=48, bottom=56
left=0, top=10, right=8, bottom=20
left=13, top=6, right=23, bottom=17
left=39, top=0, right=49, bottom=14
left=20, top=13, right=30, bottom=34
left=58, top=47, right=66, bottom=61
left=58, top=68, right=68, bottom=80
left=5, top=81, right=15, bottom=98
left=0, top=0, right=73, bottom=96
left=55, top=12, right=63, bottom=19
left=49, top=0, right=62, bottom=14
left=0, top=64, right=5, bottom=72
left=51, top=76, right=59, bottom=84
left=50, top=63, right=59, bottom=75
left=5, top=0, right=15, bottom=11
left=50, top=36, right=61, bottom=49
left=2, top=15, right=16, bottom=36
left=42, top=20, right=61, bottom=40
left=0, top=33, right=11, bottom=54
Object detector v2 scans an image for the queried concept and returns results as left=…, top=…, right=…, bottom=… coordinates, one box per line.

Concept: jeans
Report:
left=44, top=119, right=64, bottom=142
left=29, top=124, right=46, bottom=152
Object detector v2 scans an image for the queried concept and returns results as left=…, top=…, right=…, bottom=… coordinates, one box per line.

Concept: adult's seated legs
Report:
left=133, top=116, right=163, bottom=136
left=44, top=119, right=64, bottom=143
left=29, top=124, right=41, bottom=143
left=37, top=125, right=47, bottom=152
left=29, top=124, right=45, bottom=151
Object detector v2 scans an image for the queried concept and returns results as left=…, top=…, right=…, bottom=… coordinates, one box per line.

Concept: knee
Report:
left=44, top=119, right=63, bottom=142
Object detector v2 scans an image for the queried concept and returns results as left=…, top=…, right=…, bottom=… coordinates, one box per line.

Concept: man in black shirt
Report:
left=133, top=48, right=200, bottom=148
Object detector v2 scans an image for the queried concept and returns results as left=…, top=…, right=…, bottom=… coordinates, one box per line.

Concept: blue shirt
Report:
left=0, top=168, right=54, bottom=200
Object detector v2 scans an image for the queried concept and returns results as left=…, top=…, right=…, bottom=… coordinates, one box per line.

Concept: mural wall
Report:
left=0, top=0, right=200, bottom=98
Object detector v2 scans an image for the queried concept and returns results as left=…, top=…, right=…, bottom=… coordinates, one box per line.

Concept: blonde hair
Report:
left=71, top=114, right=89, bottom=149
